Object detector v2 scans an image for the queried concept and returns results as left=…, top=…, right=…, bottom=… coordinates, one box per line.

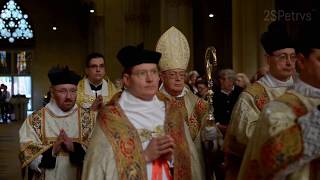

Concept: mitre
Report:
left=156, top=26, right=190, bottom=71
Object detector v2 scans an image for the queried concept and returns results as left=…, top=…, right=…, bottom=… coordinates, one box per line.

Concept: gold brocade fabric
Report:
left=224, top=82, right=287, bottom=180
left=76, top=78, right=118, bottom=109
left=19, top=107, right=95, bottom=180
left=158, top=87, right=208, bottom=180
left=161, top=89, right=208, bottom=142
left=245, top=82, right=270, bottom=111
left=97, top=92, right=192, bottom=180
left=138, top=126, right=165, bottom=143
left=239, top=91, right=320, bottom=179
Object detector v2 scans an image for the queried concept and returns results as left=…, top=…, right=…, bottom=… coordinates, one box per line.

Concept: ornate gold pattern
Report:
left=245, top=82, right=270, bottom=111
left=29, top=109, right=45, bottom=142
left=99, top=102, right=147, bottom=180
left=243, top=92, right=308, bottom=179
left=99, top=92, right=192, bottom=180
left=76, top=78, right=118, bottom=108
left=187, top=99, right=208, bottom=140
left=19, top=142, right=52, bottom=168
left=164, top=95, right=192, bottom=180
left=79, top=108, right=95, bottom=145
left=19, top=107, right=95, bottom=169
left=138, top=125, right=164, bottom=143
left=156, top=26, right=190, bottom=71
left=259, top=125, right=303, bottom=178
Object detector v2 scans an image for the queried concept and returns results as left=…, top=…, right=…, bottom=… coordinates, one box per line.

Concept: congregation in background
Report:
left=16, top=12, right=320, bottom=180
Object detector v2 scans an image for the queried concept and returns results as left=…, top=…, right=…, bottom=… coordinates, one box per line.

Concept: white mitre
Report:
left=156, top=26, right=190, bottom=71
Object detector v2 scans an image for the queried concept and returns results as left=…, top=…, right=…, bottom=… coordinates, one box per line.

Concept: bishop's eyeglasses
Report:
left=271, top=53, right=297, bottom=62
left=164, top=70, right=186, bottom=79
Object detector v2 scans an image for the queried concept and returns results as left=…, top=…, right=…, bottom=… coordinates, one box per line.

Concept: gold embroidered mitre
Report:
left=156, top=26, right=190, bottom=71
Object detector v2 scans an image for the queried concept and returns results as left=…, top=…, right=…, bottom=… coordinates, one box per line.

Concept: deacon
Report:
left=19, top=66, right=95, bottom=180
left=77, top=53, right=118, bottom=111
left=238, top=19, right=320, bottom=179
left=82, top=44, right=203, bottom=180
left=224, top=21, right=296, bottom=179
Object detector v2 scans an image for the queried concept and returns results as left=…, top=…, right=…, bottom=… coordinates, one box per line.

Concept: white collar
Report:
left=119, top=90, right=165, bottom=130
left=159, top=83, right=188, bottom=98
left=84, top=78, right=108, bottom=96
left=293, top=78, right=320, bottom=98
left=119, top=90, right=160, bottom=107
left=259, top=73, right=294, bottom=88
left=221, top=86, right=235, bottom=95
left=45, top=99, right=78, bottom=117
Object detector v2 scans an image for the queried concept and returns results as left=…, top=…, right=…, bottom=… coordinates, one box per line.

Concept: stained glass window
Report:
left=0, top=0, right=33, bottom=43
left=0, top=51, right=11, bottom=73
left=15, top=51, right=31, bottom=75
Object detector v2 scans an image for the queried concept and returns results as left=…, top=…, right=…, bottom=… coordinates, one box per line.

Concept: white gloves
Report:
left=29, top=154, right=43, bottom=173
left=202, top=126, right=224, bottom=152
left=203, top=126, right=218, bottom=141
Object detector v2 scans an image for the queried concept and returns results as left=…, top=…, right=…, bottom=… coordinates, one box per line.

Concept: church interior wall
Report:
left=4, top=0, right=312, bottom=110
left=12, top=0, right=89, bottom=110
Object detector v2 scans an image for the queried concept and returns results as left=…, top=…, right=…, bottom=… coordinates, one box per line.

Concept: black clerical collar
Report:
left=89, top=83, right=102, bottom=91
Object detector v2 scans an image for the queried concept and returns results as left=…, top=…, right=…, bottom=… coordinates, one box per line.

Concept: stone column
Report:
left=232, top=0, right=274, bottom=77
left=88, top=0, right=105, bottom=53
left=160, top=0, right=194, bottom=69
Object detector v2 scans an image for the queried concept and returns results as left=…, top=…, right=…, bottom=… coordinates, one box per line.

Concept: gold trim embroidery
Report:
left=99, top=92, right=192, bottom=180
left=79, top=107, right=95, bottom=145
left=76, top=78, right=118, bottom=108
left=19, top=143, right=52, bottom=168
left=245, top=82, right=270, bottom=111
left=138, top=126, right=165, bottom=143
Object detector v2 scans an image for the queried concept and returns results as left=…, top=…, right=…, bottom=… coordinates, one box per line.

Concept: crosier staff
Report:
left=203, top=46, right=223, bottom=180
left=205, top=46, right=217, bottom=125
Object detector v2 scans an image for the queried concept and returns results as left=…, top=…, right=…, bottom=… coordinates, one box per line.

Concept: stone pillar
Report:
left=160, top=0, right=194, bottom=69
left=93, top=0, right=194, bottom=80
left=103, top=0, right=126, bottom=80
left=88, top=0, right=105, bottom=53
left=232, top=0, right=274, bottom=77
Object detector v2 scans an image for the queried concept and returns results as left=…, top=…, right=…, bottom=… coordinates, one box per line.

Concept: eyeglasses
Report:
left=53, top=88, right=77, bottom=96
left=271, top=53, right=297, bottom=62
left=131, top=69, right=159, bottom=79
left=88, top=64, right=105, bottom=69
left=165, top=71, right=186, bottom=79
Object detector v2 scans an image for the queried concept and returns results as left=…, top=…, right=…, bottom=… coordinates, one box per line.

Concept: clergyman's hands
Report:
left=61, top=129, right=74, bottom=152
left=52, top=129, right=64, bottom=155
left=53, top=129, right=75, bottom=155
left=143, top=135, right=175, bottom=162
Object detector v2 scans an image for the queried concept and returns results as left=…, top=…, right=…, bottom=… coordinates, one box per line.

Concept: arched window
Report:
left=0, top=0, right=33, bottom=43
left=0, top=0, right=33, bottom=111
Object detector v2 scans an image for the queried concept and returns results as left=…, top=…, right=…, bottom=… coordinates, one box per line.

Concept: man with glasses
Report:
left=238, top=18, right=320, bottom=179
left=83, top=44, right=202, bottom=179
left=77, top=53, right=118, bottom=111
left=213, top=69, right=243, bottom=136
left=19, top=66, right=95, bottom=180
left=156, top=26, right=220, bottom=179
left=224, top=21, right=296, bottom=179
